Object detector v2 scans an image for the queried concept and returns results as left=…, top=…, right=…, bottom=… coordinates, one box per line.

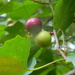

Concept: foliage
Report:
left=0, top=0, right=75, bottom=75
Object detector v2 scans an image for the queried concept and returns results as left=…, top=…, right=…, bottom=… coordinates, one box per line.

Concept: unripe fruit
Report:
left=26, top=18, right=42, bottom=35
left=7, top=18, right=15, bottom=27
left=7, top=18, right=13, bottom=24
left=35, top=31, right=51, bottom=47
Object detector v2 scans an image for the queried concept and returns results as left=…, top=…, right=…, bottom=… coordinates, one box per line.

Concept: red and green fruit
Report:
left=26, top=17, right=42, bottom=35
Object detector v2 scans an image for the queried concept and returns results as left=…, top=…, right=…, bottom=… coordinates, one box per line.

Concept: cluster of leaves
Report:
left=0, top=0, right=75, bottom=75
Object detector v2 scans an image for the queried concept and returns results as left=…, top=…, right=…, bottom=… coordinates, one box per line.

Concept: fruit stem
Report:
left=26, top=58, right=64, bottom=71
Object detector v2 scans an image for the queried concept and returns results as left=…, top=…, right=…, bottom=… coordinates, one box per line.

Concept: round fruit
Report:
left=35, top=31, right=51, bottom=47
left=26, top=17, right=42, bottom=35
left=7, top=18, right=13, bottom=24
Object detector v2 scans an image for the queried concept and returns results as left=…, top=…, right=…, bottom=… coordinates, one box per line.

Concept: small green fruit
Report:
left=35, top=31, right=51, bottom=47
left=7, top=18, right=13, bottom=24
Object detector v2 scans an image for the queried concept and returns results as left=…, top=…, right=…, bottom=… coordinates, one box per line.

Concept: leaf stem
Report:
left=27, top=59, right=64, bottom=71
left=49, top=0, right=54, bottom=14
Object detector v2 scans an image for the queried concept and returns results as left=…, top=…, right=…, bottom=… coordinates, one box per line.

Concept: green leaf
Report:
left=34, top=48, right=43, bottom=59
left=53, top=0, right=75, bottom=31
left=36, top=6, right=52, bottom=17
left=31, top=49, right=56, bottom=75
left=57, top=64, right=71, bottom=74
left=24, top=57, right=36, bottom=75
left=66, top=52, right=75, bottom=67
left=5, top=21, right=26, bottom=36
left=0, top=25, right=6, bottom=36
left=28, top=36, right=40, bottom=59
left=0, top=0, right=7, bottom=5
left=0, top=1, right=21, bottom=14
left=8, top=1, right=42, bottom=19
left=11, top=0, right=26, bottom=3
left=0, top=21, right=27, bottom=44
left=43, top=26, right=53, bottom=32
left=0, top=35, right=31, bottom=74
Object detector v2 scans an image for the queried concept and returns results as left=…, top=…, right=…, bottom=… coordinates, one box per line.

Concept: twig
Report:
left=53, top=30, right=66, bottom=60
left=59, top=36, right=75, bottom=42
left=49, top=0, right=54, bottom=14
left=27, top=59, right=64, bottom=71
left=49, top=32, right=54, bottom=35
left=31, top=0, right=49, bottom=5
left=48, top=0, right=66, bottom=60
left=66, top=36, right=75, bottom=42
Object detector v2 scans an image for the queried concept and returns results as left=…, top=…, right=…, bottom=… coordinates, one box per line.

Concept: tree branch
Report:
left=31, top=0, right=49, bottom=5
left=53, top=30, right=66, bottom=60
left=59, top=36, right=75, bottom=42
left=49, top=0, right=54, bottom=14
left=66, top=36, right=75, bottom=42
left=48, top=0, right=66, bottom=60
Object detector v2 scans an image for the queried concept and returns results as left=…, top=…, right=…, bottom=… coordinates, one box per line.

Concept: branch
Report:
left=31, top=0, right=49, bottom=5
left=48, top=1, right=66, bottom=60
left=49, top=32, right=54, bottom=35
left=59, top=36, right=75, bottom=42
left=53, top=30, right=66, bottom=60
left=66, top=36, right=75, bottom=42
left=49, top=0, right=54, bottom=14
left=27, top=59, right=64, bottom=71
left=48, top=0, right=66, bottom=60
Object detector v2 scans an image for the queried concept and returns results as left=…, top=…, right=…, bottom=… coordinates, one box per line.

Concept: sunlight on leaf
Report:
left=66, top=53, right=75, bottom=67
left=0, top=35, right=31, bottom=75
